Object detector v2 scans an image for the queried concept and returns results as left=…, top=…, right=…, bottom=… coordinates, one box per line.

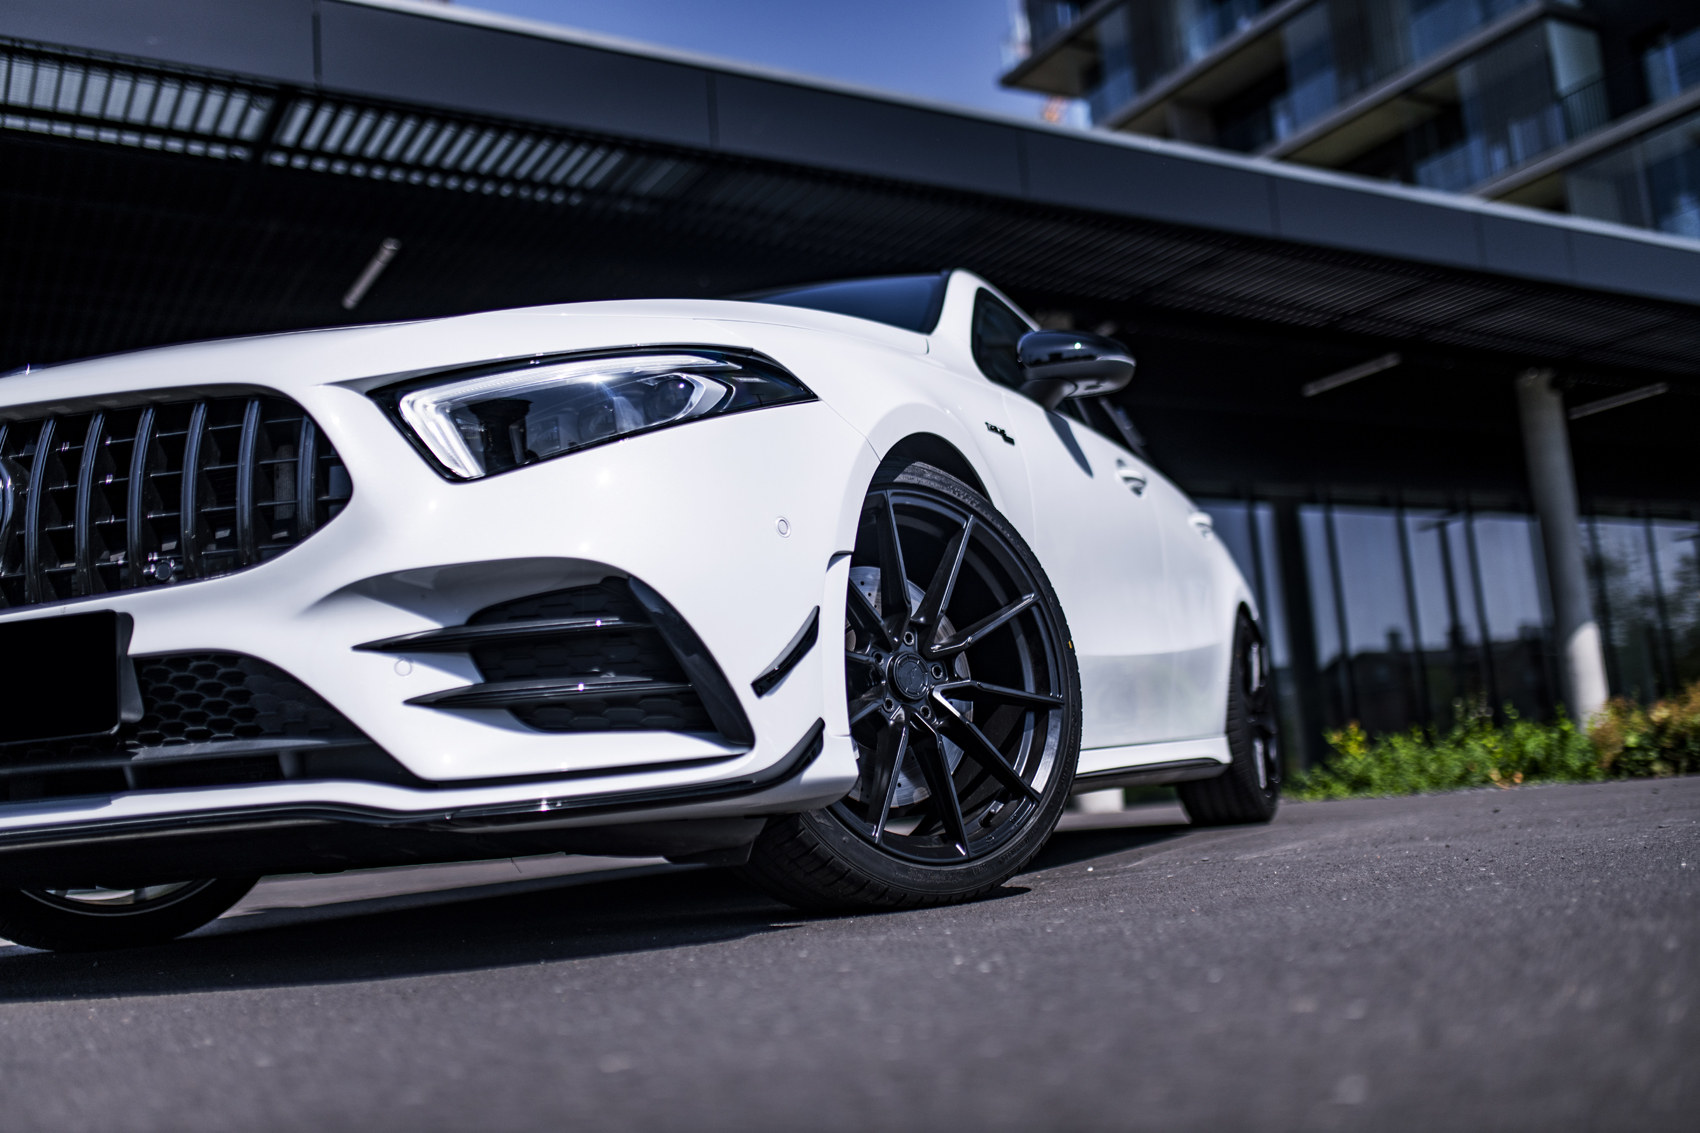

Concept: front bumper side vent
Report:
left=362, top=577, right=754, bottom=746
left=0, top=394, right=352, bottom=607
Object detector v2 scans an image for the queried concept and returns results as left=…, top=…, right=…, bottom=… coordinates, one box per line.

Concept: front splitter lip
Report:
left=0, top=720, right=839, bottom=852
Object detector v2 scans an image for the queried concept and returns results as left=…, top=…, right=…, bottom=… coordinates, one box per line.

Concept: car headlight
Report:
left=371, top=349, right=814, bottom=480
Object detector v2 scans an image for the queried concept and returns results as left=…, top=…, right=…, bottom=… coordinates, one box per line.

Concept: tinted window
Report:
left=744, top=274, right=949, bottom=334
left=971, top=289, right=1029, bottom=389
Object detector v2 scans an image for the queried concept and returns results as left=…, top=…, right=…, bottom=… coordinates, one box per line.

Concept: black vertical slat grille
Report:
left=0, top=393, right=351, bottom=608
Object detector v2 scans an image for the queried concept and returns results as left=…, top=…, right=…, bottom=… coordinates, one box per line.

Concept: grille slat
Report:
left=178, top=400, right=208, bottom=579
left=234, top=396, right=261, bottom=566
left=23, top=416, right=56, bottom=604
left=0, top=393, right=351, bottom=607
left=124, top=404, right=155, bottom=588
left=71, top=410, right=104, bottom=595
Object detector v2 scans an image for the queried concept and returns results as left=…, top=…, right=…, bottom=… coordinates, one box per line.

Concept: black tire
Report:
left=0, top=877, right=257, bottom=952
left=1178, top=610, right=1281, bottom=825
left=740, top=459, right=1081, bottom=912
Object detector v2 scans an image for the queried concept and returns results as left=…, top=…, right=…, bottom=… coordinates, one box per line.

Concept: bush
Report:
left=1287, top=680, right=1700, bottom=800
left=1590, top=683, right=1700, bottom=778
left=1289, top=708, right=1601, bottom=801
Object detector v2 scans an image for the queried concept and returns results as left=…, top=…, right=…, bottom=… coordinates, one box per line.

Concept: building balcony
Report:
left=1476, top=25, right=1700, bottom=239
left=1001, top=0, right=1564, bottom=136
left=1005, top=1, right=1700, bottom=239
left=1006, top=1, right=1638, bottom=200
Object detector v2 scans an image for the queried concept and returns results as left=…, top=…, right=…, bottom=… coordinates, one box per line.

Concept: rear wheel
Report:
left=740, top=460, right=1080, bottom=911
left=1178, top=611, right=1280, bottom=825
left=0, top=877, right=256, bottom=952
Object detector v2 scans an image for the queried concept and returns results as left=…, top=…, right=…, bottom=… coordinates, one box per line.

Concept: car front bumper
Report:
left=0, top=386, right=874, bottom=863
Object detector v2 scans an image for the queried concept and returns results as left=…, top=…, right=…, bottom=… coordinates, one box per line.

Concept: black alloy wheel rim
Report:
left=1244, top=635, right=1281, bottom=793
left=833, top=488, right=1067, bottom=864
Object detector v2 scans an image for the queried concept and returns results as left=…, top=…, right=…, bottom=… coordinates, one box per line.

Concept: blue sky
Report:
left=461, top=0, right=1053, bottom=118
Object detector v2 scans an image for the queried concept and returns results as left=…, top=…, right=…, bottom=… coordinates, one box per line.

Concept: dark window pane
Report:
left=1588, top=516, right=1666, bottom=701
left=1300, top=507, right=1342, bottom=670
left=1471, top=513, right=1553, bottom=722
left=970, top=290, right=1030, bottom=389
left=1322, top=506, right=1423, bottom=735
left=1652, top=520, right=1700, bottom=687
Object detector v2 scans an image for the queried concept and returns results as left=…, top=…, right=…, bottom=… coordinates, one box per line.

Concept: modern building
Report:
left=1004, top=1, right=1700, bottom=239
left=4, top=0, right=1699, bottom=766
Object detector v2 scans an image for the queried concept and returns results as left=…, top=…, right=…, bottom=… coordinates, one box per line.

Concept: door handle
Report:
left=1189, top=512, right=1214, bottom=537
left=1116, top=468, right=1147, bottom=496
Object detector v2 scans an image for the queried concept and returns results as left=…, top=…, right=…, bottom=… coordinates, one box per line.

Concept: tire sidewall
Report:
left=1226, top=612, right=1279, bottom=815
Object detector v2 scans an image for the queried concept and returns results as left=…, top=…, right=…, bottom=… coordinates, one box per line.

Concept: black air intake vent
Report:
left=0, top=652, right=412, bottom=803
left=0, top=394, right=351, bottom=608
left=362, top=578, right=754, bottom=745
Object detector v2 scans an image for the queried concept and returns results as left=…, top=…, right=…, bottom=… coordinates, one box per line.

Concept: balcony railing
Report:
left=1415, top=74, right=1611, bottom=192
left=1565, top=104, right=1700, bottom=239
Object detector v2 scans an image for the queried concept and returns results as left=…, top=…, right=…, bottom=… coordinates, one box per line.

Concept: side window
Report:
left=971, top=289, right=1029, bottom=390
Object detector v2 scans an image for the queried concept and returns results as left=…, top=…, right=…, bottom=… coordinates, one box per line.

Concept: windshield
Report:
left=738, top=273, right=949, bottom=334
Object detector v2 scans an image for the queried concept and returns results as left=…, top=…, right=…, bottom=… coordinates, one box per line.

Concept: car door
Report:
left=967, top=291, right=1173, bottom=749
left=1145, top=471, right=1229, bottom=739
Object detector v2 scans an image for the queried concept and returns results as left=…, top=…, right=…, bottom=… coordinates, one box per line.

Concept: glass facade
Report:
left=1564, top=106, right=1700, bottom=239
left=1026, top=2, right=1085, bottom=48
left=1586, top=516, right=1700, bottom=700
left=1011, top=0, right=1700, bottom=236
left=1061, top=0, right=1545, bottom=130
left=1643, top=26, right=1700, bottom=105
left=1200, top=497, right=1700, bottom=763
left=1407, top=21, right=1608, bottom=191
left=1043, top=0, right=1285, bottom=124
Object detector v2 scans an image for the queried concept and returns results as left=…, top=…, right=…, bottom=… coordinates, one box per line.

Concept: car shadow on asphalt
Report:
left=0, top=867, right=801, bottom=1002
left=0, top=812, right=1199, bottom=1001
left=1024, top=819, right=1194, bottom=872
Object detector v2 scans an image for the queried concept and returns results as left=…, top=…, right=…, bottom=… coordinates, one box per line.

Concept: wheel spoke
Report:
left=910, top=726, right=971, bottom=856
left=932, top=679, right=1063, bottom=712
left=873, top=492, right=912, bottom=639
left=913, top=517, right=972, bottom=636
left=845, top=650, right=880, bottom=669
left=868, top=722, right=909, bottom=841
left=846, top=577, right=896, bottom=652
left=925, top=699, right=1040, bottom=803
left=848, top=690, right=886, bottom=730
left=927, top=593, right=1037, bottom=658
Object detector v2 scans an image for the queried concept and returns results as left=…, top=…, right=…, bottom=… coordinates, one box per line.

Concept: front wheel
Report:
left=740, top=460, right=1081, bottom=911
left=0, top=877, right=257, bottom=952
left=1178, top=610, right=1280, bottom=825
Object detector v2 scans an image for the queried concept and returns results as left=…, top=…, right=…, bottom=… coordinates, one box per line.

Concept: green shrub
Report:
left=1590, top=683, right=1700, bottom=778
left=1289, top=708, right=1601, bottom=801
left=1289, top=681, right=1700, bottom=800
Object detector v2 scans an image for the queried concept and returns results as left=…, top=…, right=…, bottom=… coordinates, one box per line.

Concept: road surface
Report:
left=0, top=777, right=1692, bottom=1131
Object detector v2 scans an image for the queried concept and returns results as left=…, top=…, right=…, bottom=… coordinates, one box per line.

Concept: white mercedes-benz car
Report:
left=0, top=270, right=1278, bottom=951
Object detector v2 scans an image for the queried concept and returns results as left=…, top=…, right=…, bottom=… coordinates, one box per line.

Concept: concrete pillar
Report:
left=1514, top=369, right=1610, bottom=724
left=1273, top=499, right=1326, bottom=766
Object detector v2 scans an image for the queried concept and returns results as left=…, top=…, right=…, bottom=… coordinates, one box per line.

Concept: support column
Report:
left=1273, top=499, right=1326, bottom=766
left=1515, top=369, right=1610, bottom=723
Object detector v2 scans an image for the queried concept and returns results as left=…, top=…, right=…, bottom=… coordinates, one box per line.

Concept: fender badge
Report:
left=985, top=423, right=1015, bottom=445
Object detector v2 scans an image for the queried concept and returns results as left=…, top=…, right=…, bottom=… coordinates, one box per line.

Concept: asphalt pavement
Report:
left=0, top=777, right=1693, bottom=1132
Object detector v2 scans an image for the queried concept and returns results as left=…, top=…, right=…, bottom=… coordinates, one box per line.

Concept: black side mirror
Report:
left=1016, top=330, right=1136, bottom=411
